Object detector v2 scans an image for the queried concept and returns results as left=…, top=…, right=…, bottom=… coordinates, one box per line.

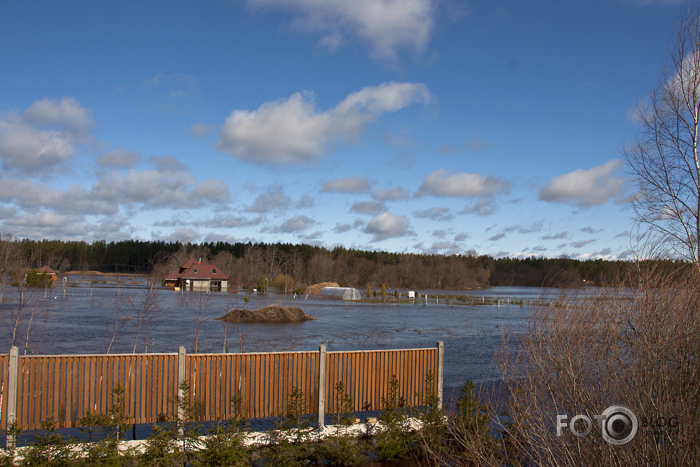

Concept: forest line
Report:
left=0, top=234, right=688, bottom=290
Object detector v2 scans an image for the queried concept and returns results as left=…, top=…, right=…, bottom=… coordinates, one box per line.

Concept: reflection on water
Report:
left=0, top=279, right=563, bottom=395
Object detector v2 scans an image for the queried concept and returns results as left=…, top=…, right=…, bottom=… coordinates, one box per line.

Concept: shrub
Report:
left=319, top=382, right=368, bottom=466
left=495, top=263, right=700, bottom=466
left=195, top=394, right=249, bottom=467
left=374, top=376, right=412, bottom=462
left=261, top=386, right=316, bottom=467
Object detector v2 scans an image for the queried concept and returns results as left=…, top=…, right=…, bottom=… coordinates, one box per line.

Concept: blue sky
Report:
left=0, top=0, right=690, bottom=259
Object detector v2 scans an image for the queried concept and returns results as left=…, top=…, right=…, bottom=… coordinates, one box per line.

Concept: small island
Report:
left=217, top=305, right=314, bottom=323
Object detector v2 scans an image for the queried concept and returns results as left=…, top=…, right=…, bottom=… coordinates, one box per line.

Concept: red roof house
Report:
left=164, top=258, right=229, bottom=292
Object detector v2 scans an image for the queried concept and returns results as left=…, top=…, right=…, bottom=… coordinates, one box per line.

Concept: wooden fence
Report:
left=0, top=342, right=443, bottom=433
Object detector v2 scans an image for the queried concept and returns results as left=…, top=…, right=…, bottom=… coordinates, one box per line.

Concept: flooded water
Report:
left=0, top=276, right=560, bottom=396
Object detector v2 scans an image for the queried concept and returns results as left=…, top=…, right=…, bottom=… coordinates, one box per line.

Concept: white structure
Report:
left=319, top=287, right=362, bottom=301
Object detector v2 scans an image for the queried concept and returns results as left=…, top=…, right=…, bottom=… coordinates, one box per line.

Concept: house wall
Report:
left=192, top=280, right=210, bottom=292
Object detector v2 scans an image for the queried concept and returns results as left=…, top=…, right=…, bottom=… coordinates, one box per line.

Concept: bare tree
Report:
left=624, top=5, right=700, bottom=269
left=186, top=290, right=215, bottom=353
left=124, top=277, right=163, bottom=353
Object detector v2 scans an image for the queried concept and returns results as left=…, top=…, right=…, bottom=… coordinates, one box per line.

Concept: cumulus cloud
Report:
left=488, top=232, right=506, bottom=241
left=372, top=186, right=410, bottom=201
left=272, top=215, right=317, bottom=233
left=333, top=223, right=352, bottom=233
left=418, top=169, right=510, bottom=197
left=246, top=0, right=436, bottom=62
left=572, top=239, right=596, bottom=248
left=97, top=149, right=140, bottom=168
left=0, top=178, right=116, bottom=216
left=245, top=186, right=291, bottom=213
left=454, top=233, right=469, bottom=241
left=92, top=168, right=229, bottom=208
left=417, top=169, right=510, bottom=216
left=0, top=97, right=97, bottom=174
left=216, top=82, right=431, bottom=164
left=538, top=160, right=625, bottom=206
left=0, top=117, right=76, bottom=172
left=351, top=201, right=385, bottom=214
left=322, top=176, right=371, bottom=193
left=23, top=97, right=94, bottom=135
left=364, top=212, right=413, bottom=241
left=414, top=207, right=453, bottom=221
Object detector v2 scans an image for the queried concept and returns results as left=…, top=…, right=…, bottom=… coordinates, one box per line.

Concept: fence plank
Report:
left=4, top=346, right=440, bottom=431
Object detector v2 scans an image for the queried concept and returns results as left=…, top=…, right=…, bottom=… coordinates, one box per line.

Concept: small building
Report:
left=164, top=258, right=229, bottom=292
left=37, top=266, right=58, bottom=282
left=319, top=286, right=362, bottom=301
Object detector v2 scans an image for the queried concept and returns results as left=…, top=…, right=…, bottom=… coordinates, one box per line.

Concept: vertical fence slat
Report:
left=4, top=346, right=440, bottom=430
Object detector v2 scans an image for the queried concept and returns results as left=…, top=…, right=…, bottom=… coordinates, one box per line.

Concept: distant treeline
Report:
left=0, top=237, right=690, bottom=289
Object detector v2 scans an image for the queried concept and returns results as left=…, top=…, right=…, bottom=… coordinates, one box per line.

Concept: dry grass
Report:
left=218, top=305, right=313, bottom=323
left=491, top=263, right=700, bottom=466
left=304, top=282, right=340, bottom=295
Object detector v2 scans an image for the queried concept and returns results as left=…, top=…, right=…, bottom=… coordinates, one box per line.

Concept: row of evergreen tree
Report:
left=2, top=237, right=688, bottom=289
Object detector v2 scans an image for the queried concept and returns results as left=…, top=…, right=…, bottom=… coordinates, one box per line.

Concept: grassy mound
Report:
left=217, top=305, right=313, bottom=323
left=305, top=282, right=340, bottom=295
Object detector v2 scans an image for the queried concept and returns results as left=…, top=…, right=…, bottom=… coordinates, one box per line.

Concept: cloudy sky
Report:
left=0, top=0, right=690, bottom=259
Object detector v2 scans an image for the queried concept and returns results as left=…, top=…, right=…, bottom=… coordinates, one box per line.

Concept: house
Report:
left=164, top=258, right=229, bottom=292
left=37, top=266, right=58, bottom=282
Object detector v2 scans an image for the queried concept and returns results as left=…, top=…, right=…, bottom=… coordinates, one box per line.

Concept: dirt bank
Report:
left=217, top=305, right=314, bottom=323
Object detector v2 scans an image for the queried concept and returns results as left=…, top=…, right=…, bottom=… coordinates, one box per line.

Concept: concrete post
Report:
left=436, top=341, right=444, bottom=409
left=6, top=346, right=19, bottom=448
left=317, top=344, right=327, bottom=429
left=177, top=346, right=186, bottom=432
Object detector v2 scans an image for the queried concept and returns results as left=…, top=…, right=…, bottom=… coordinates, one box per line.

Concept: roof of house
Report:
left=165, top=258, right=229, bottom=281
left=37, top=266, right=57, bottom=274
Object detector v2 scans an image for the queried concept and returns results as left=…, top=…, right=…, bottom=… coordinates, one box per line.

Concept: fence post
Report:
left=436, top=341, right=444, bottom=409
left=317, top=344, right=327, bottom=430
left=178, top=346, right=186, bottom=432
left=6, top=346, right=19, bottom=448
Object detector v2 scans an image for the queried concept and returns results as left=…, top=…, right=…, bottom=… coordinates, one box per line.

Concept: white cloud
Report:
left=572, top=239, right=596, bottom=248
left=364, top=212, right=413, bottom=241
left=333, top=223, right=352, bottom=233
left=273, top=215, right=317, bottom=233
left=322, top=176, right=371, bottom=193
left=92, top=169, right=223, bottom=208
left=216, top=82, right=431, bottom=164
left=0, top=97, right=95, bottom=174
left=202, top=216, right=264, bottom=229
left=538, top=160, right=625, bottom=206
left=372, top=186, right=410, bottom=201
left=152, top=228, right=200, bottom=243
left=245, top=186, right=291, bottom=213
left=189, top=122, right=215, bottom=138
left=351, top=201, right=385, bottom=214
left=543, top=231, right=568, bottom=240
left=414, top=207, right=453, bottom=221
left=0, top=117, right=76, bottom=172
left=246, top=0, right=436, bottom=62
left=23, top=97, right=94, bottom=135
left=417, top=169, right=511, bottom=197
left=0, top=178, right=116, bottom=216
left=97, top=149, right=140, bottom=168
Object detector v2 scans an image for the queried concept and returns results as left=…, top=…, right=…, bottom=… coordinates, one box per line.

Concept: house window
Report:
left=193, top=268, right=197, bottom=273
left=213, top=269, right=216, bottom=273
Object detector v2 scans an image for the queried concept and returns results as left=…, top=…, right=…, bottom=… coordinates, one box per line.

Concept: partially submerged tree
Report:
left=624, top=4, right=700, bottom=269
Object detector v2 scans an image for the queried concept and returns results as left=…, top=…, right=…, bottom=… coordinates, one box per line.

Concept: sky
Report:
left=0, top=0, right=692, bottom=260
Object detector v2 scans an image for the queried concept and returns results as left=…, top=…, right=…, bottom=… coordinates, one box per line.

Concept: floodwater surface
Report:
left=0, top=278, right=562, bottom=396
